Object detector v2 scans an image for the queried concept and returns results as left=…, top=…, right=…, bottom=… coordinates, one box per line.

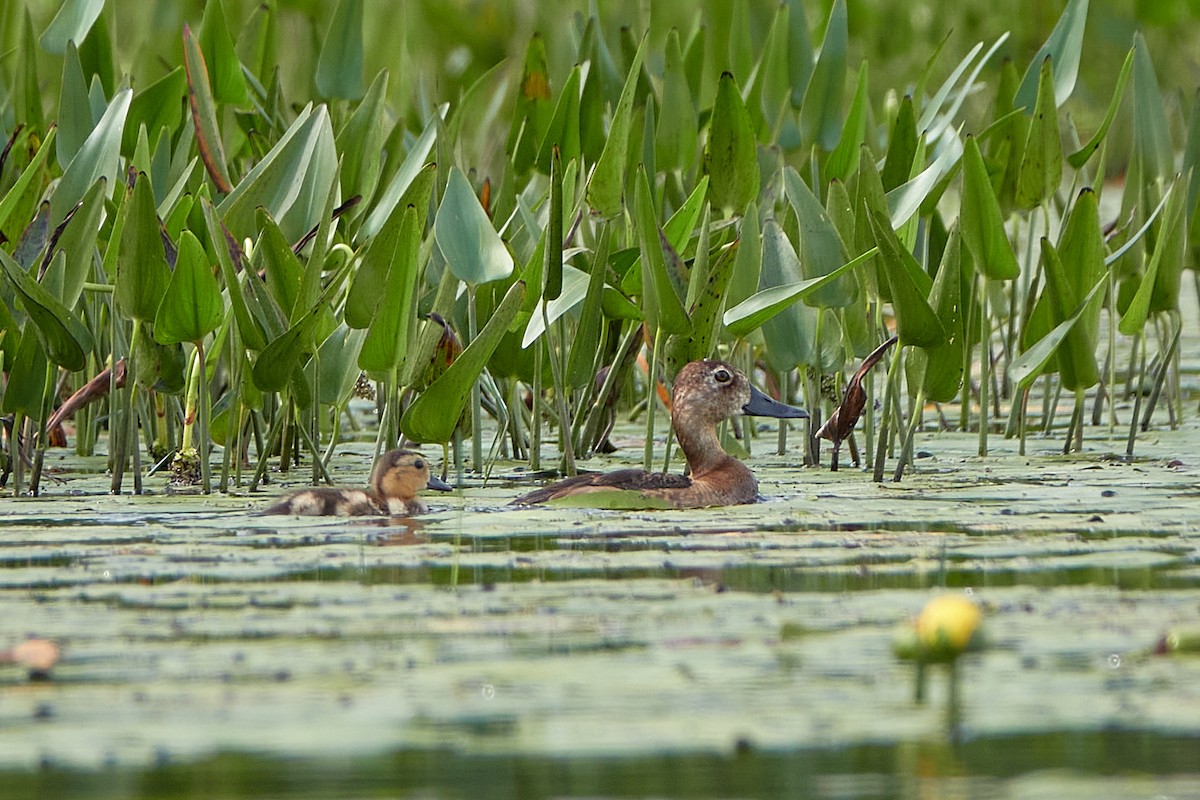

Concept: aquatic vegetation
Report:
left=0, top=0, right=1196, bottom=502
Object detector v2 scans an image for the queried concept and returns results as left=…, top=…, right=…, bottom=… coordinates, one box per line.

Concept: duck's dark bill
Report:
left=427, top=474, right=454, bottom=492
left=742, top=385, right=809, bottom=418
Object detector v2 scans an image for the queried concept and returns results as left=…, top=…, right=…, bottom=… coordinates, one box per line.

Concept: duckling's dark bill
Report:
left=742, top=385, right=808, bottom=418
left=426, top=474, right=453, bottom=492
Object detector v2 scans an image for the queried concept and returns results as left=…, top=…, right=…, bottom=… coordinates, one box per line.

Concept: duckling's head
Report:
left=370, top=449, right=453, bottom=506
left=672, top=360, right=809, bottom=426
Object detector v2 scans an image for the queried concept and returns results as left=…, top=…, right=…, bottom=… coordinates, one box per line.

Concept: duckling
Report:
left=261, top=449, right=452, bottom=516
left=512, top=359, right=808, bottom=508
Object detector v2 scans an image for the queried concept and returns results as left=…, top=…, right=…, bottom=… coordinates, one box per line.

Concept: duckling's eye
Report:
left=413, top=459, right=425, bottom=469
left=713, top=368, right=732, bottom=384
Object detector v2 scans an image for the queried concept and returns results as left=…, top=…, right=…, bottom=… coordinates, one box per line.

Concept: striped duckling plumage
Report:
left=261, top=449, right=452, bottom=516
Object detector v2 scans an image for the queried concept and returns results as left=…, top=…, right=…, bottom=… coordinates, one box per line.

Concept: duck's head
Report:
left=371, top=449, right=453, bottom=501
left=672, top=360, right=809, bottom=426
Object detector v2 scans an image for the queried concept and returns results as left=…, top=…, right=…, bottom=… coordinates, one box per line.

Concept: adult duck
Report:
left=512, top=359, right=807, bottom=508
left=261, top=449, right=451, bottom=516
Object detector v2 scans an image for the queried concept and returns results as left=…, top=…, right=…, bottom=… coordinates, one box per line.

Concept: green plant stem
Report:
left=8, top=412, right=23, bottom=496
left=196, top=340, right=212, bottom=494
left=542, top=300, right=576, bottom=476
left=1125, top=335, right=1148, bottom=461
left=977, top=279, right=989, bottom=457
left=872, top=342, right=903, bottom=483
left=468, top=290, right=483, bottom=472
left=531, top=341, right=543, bottom=471
left=180, top=346, right=201, bottom=455
left=893, top=386, right=925, bottom=482
left=776, top=370, right=789, bottom=456
left=250, top=402, right=287, bottom=491
left=29, top=365, right=57, bottom=496
left=643, top=330, right=664, bottom=472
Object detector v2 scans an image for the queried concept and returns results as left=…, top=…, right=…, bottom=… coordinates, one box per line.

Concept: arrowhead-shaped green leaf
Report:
left=435, top=167, right=514, bottom=285
left=154, top=230, right=225, bottom=346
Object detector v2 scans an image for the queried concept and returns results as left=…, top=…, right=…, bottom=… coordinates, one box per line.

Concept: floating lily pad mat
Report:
left=2, top=416, right=1200, bottom=799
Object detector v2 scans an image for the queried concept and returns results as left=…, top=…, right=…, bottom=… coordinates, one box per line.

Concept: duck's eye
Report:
left=713, top=368, right=732, bottom=384
left=413, top=459, right=425, bottom=469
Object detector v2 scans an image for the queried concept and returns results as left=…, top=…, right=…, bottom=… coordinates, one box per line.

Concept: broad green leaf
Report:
left=359, top=107, right=442, bottom=241
left=358, top=206, right=422, bottom=373
left=757, top=220, right=815, bottom=370
left=252, top=311, right=321, bottom=393
left=154, top=230, right=225, bottom=346
left=218, top=104, right=338, bottom=241
left=311, top=326, right=367, bottom=407
left=668, top=233, right=737, bottom=367
left=115, top=172, right=171, bottom=324
left=1150, top=183, right=1188, bottom=314
left=883, top=97, right=916, bottom=193
left=960, top=136, right=1019, bottom=280
left=1020, top=189, right=1102, bottom=357
left=202, top=198, right=266, bottom=352
left=400, top=280, right=526, bottom=444
left=915, top=222, right=964, bottom=401
left=1130, top=33, right=1173, bottom=182
left=886, top=129, right=962, bottom=228
left=726, top=200, right=762, bottom=307
left=2, top=328, right=48, bottom=416
left=1015, top=0, right=1088, bottom=110
left=1119, top=182, right=1184, bottom=335
left=915, top=40, right=982, bottom=133
left=256, top=211, right=305, bottom=321
left=52, top=87, right=130, bottom=228
left=825, top=62, right=868, bottom=182
left=236, top=0, right=277, bottom=85
left=635, top=168, right=690, bottom=335
left=198, top=0, right=250, bottom=104
left=347, top=164, right=435, bottom=330
left=543, top=149, right=564, bottom=300
left=925, top=33, right=1009, bottom=145
left=38, top=0, right=103, bottom=55
left=786, top=0, right=814, bottom=108
left=723, top=246, right=877, bottom=338
left=744, top=3, right=791, bottom=139
left=435, top=167, right=514, bottom=285
left=783, top=167, right=854, bottom=306
left=655, top=29, right=697, bottom=172
left=315, top=0, right=364, bottom=100
left=254, top=256, right=353, bottom=392
left=799, top=0, right=847, bottom=150
left=124, top=67, right=187, bottom=157
left=54, top=177, right=106, bottom=309
left=0, top=128, right=56, bottom=233
left=57, top=41, right=93, bottom=170
left=536, top=64, right=582, bottom=174
left=566, top=225, right=611, bottom=388
left=1184, top=89, right=1200, bottom=217
left=1067, top=47, right=1132, bottom=169
left=1011, top=275, right=1106, bottom=388
left=521, top=264, right=590, bottom=348
left=704, top=71, right=759, bottom=213
left=183, top=23, right=232, bottom=193
left=586, top=33, right=645, bottom=216
left=1036, top=236, right=1097, bottom=390
left=868, top=209, right=944, bottom=348
left=1015, top=57, right=1062, bottom=210
left=507, top=33, right=552, bottom=174
left=0, top=249, right=92, bottom=372
left=16, top=11, right=44, bottom=131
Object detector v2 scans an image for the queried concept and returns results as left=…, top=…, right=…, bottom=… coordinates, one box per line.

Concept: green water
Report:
left=3, top=427, right=1200, bottom=797
left=6, top=731, right=1200, bottom=799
